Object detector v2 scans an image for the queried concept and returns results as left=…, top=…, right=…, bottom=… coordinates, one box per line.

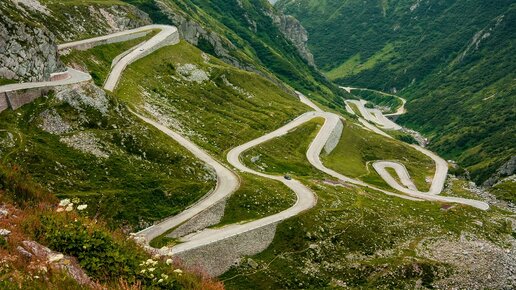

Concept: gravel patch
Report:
left=12, top=0, right=50, bottom=16
left=60, top=132, right=110, bottom=158
left=55, top=84, right=109, bottom=115
left=176, top=63, right=209, bottom=83
left=418, top=233, right=516, bottom=289
left=39, top=108, right=72, bottom=135
left=221, top=74, right=254, bottom=98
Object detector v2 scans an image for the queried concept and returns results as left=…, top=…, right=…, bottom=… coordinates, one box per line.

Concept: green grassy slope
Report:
left=277, top=0, right=516, bottom=184
left=0, top=89, right=214, bottom=230
left=116, top=41, right=310, bottom=156
left=242, top=118, right=325, bottom=178
left=219, top=112, right=512, bottom=289
left=123, top=0, right=349, bottom=107
left=116, top=41, right=314, bottom=226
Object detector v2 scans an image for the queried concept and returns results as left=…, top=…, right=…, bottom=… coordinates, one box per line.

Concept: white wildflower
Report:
left=65, top=204, right=74, bottom=212
left=140, top=269, right=146, bottom=274
left=59, top=199, right=71, bottom=207
left=173, top=269, right=183, bottom=274
left=77, top=204, right=88, bottom=211
left=158, top=279, right=163, bottom=283
left=56, top=208, right=64, bottom=213
left=166, top=259, right=173, bottom=265
left=161, top=274, right=169, bottom=279
left=148, top=267, right=155, bottom=272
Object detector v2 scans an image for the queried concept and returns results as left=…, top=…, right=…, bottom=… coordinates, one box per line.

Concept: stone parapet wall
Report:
left=50, top=71, right=70, bottom=81
left=59, top=31, right=150, bottom=52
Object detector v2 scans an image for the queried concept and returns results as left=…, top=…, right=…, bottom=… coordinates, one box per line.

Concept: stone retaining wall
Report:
left=0, top=92, right=8, bottom=113
left=175, top=223, right=278, bottom=277
left=5, top=88, right=51, bottom=110
left=324, top=118, right=343, bottom=154
left=168, top=198, right=227, bottom=239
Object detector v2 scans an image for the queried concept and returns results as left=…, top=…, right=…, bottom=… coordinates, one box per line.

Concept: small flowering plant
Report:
left=56, top=198, right=87, bottom=213
left=136, top=257, right=187, bottom=288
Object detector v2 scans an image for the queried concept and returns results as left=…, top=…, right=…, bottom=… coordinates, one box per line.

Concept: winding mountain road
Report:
left=341, top=86, right=486, bottom=207
left=2, top=24, right=489, bottom=264
left=131, top=111, right=239, bottom=244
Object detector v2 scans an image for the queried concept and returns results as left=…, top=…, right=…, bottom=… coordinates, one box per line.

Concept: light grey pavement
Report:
left=0, top=68, right=91, bottom=93
left=102, top=25, right=179, bottom=91
left=340, top=87, right=488, bottom=209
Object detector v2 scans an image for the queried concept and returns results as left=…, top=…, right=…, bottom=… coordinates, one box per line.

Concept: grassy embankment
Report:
left=217, top=113, right=513, bottom=289
left=323, top=122, right=435, bottom=192
left=1, top=38, right=217, bottom=230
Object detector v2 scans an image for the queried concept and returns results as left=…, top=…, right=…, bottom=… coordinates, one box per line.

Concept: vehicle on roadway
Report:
left=284, top=175, right=292, bottom=180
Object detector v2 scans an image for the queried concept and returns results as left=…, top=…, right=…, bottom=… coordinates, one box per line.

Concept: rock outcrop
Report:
left=483, top=156, right=516, bottom=187
left=270, top=13, right=315, bottom=66
left=0, top=0, right=151, bottom=82
left=0, top=2, right=63, bottom=82
left=20, top=240, right=94, bottom=287
left=155, top=1, right=250, bottom=71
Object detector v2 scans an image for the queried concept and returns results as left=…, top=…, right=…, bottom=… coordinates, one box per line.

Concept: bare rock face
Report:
left=270, top=13, right=315, bottom=66
left=0, top=3, right=63, bottom=82
left=483, top=156, right=516, bottom=187
left=155, top=1, right=247, bottom=71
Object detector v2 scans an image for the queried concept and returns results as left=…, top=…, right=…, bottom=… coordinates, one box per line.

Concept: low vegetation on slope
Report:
left=277, top=0, right=516, bottom=184
left=218, top=117, right=515, bottom=289
left=0, top=167, right=223, bottom=289
left=116, top=41, right=309, bottom=156
left=243, top=118, right=325, bottom=178
left=0, top=85, right=214, bottom=230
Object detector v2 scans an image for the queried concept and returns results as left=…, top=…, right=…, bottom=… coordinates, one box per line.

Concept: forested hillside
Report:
left=277, top=0, right=516, bottom=184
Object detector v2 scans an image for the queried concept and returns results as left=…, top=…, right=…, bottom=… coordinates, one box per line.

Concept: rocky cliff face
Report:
left=270, top=13, right=315, bottom=66
left=155, top=1, right=246, bottom=70
left=0, top=0, right=151, bottom=82
left=0, top=2, right=63, bottom=81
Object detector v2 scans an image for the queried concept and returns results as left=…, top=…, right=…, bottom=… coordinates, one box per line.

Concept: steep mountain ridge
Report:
left=277, top=0, right=516, bottom=185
